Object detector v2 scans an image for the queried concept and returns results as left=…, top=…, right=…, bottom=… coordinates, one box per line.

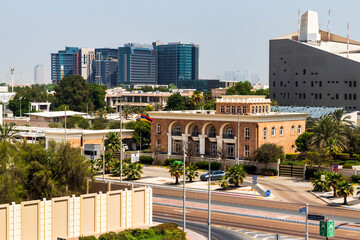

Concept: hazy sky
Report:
left=0, top=0, right=359, bottom=85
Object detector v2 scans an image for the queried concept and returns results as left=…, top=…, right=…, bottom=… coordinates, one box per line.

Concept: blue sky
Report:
left=0, top=0, right=358, bottom=84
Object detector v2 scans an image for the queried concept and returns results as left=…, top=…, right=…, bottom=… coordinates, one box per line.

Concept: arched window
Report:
left=291, top=145, right=295, bottom=151
left=220, top=106, right=224, bottom=113
left=255, top=106, right=258, bottom=113
left=208, top=126, right=216, bottom=138
left=192, top=126, right=199, bottom=137
left=263, top=106, right=265, bottom=113
left=280, top=126, right=284, bottom=135
left=291, top=125, right=295, bottom=131
left=266, top=106, right=269, bottom=113
left=226, top=106, right=230, bottom=113
left=259, top=106, right=262, bottom=113
left=242, top=106, right=246, bottom=114
left=156, top=124, right=161, bottom=135
left=298, top=125, right=302, bottom=134
left=263, top=127, right=267, bottom=139
left=237, top=106, right=241, bottom=114
left=224, top=127, right=235, bottom=139
left=252, top=106, right=255, bottom=114
left=173, top=124, right=182, bottom=136
left=231, top=106, right=235, bottom=114
left=271, top=127, right=275, bottom=136
left=244, top=127, right=250, bottom=140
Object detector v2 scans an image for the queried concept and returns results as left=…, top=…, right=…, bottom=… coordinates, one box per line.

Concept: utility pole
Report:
left=64, top=105, right=67, bottom=142
left=208, top=157, right=212, bottom=240
left=119, top=98, right=123, bottom=183
left=10, top=68, right=14, bottom=93
left=102, top=136, right=105, bottom=181
left=237, top=111, right=240, bottom=165
left=305, top=203, right=309, bottom=240
left=183, top=142, right=186, bottom=233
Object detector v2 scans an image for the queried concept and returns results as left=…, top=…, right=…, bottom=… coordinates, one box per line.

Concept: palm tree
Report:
left=336, top=180, right=354, bottom=205
left=169, top=162, right=183, bottom=184
left=310, top=116, right=349, bottom=151
left=0, top=123, right=18, bottom=142
left=185, top=165, right=199, bottom=182
left=312, top=178, right=331, bottom=192
left=325, top=138, right=340, bottom=160
left=191, top=91, right=203, bottom=109
left=105, top=132, right=121, bottom=152
left=330, top=109, right=354, bottom=127
left=218, top=176, right=229, bottom=190
left=126, top=163, right=143, bottom=180
left=226, top=165, right=246, bottom=187
left=122, top=104, right=133, bottom=120
left=111, top=161, right=129, bottom=177
left=326, top=172, right=344, bottom=197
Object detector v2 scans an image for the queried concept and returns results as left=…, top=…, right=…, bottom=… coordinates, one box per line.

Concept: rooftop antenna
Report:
left=347, top=23, right=350, bottom=59
left=328, top=9, right=331, bottom=41
left=298, top=9, right=300, bottom=42
left=10, top=68, right=14, bottom=92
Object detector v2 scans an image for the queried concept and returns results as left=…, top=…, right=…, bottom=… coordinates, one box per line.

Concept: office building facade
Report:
left=79, top=48, right=95, bottom=83
left=157, top=42, right=199, bottom=86
left=94, top=48, right=119, bottom=87
left=34, top=64, right=44, bottom=84
left=270, top=10, right=360, bottom=110
left=51, top=47, right=80, bottom=84
left=118, top=43, right=156, bottom=85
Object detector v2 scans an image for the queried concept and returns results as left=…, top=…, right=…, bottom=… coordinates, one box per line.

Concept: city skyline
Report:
left=1, top=0, right=358, bottom=85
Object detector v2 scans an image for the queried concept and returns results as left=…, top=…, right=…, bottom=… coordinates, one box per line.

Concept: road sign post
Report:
left=333, top=163, right=338, bottom=172
left=305, top=204, right=309, bottom=240
left=320, top=220, right=335, bottom=238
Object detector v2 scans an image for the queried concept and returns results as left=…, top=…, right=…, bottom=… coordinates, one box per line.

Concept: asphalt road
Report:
left=154, top=204, right=360, bottom=240
left=154, top=216, right=255, bottom=240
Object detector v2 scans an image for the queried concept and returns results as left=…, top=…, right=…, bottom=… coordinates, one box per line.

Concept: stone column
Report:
left=216, top=135, right=222, bottom=153
left=199, top=135, right=206, bottom=155
left=167, top=133, right=172, bottom=157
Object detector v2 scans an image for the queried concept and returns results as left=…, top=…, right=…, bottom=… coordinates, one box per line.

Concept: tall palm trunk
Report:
left=343, top=196, right=347, bottom=205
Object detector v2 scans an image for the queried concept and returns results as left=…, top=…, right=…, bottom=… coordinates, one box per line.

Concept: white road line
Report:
left=245, top=231, right=258, bottom=234
left=254, top=234, right=273, bottom=237
left=263, top=237, right=275, bottom=240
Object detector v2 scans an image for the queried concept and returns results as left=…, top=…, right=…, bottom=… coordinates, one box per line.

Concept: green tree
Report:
left=92, top=117, right=108, bottom=130
left=226, top=165, right=246, bottom=187
left=89, top=84, right=107, bottom=111
left=326, top=172, right=344, bottom=197
left=144, top=105, right=153, bottom=112
left=53, top=75, right=94, bottom=112
left=164, top=93, right=191, bottom=111
left=191, top=91, right=203, bottom=110
left=185, top=165, right=198, bottom=182
left=253, top=143, right=284, bottom=169
left=125, top=120, right=137, bottom=129
left=218, top=176, right=229, bottom=190
left=295, top=132, right=314, bottom=152
left=126, top=162, right=143, bottom=180
left=8, top=95, right=30, bottom=117
left=0, top=123, right=18, bottom=141
left=122, top=105, right=133, bottom=119
left=312, top=178, right=331, bottom=192
left=168, top=83, right=177, bottom=89
left=133, top=121, right=151, bottom=149
left=169, top=162, right=183, bottom=184
left=105, top=132, right=121, bottom=152
left=226, top=81, right=252, bottom=95
left=337, top=180, right=354, bottom=205
left=140, top=86, right=154, bottom=92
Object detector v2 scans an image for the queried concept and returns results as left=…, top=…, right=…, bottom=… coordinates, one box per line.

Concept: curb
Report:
left=153, top=202, right=360, bottom=232
left=310, top=191, right=360, bottom=209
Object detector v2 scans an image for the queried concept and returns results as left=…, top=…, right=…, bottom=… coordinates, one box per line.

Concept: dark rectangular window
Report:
left=295, top=81, right=298, bottom=87
left=280, top=81, right=283, bottom=87
left=303, top=69, right=306, bottom=75
left=354, top=94, right=357, bottom=100
left=319, top=93, right=322, bottom=99
left=311, top=81, right=314, bottom=87
left=319, top=81, right=322, bottom=87
left=349, top=81, right=352, bottom=87
left=336, top=94, right=339, bottom=100
left=299, top=94, right=302, bottom=99
left=303, top=93, right=306, bottom=99
left=349, top=94, right=352, bottom=100
left=273, top=81, right=275, bottom=87
left=354, top=81, right=357, bottom=87
left=345, top=94, right=347, bottom=100
left=315, top=93, right=318, bottom=99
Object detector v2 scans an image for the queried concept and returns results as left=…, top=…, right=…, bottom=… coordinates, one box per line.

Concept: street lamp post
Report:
left=237, top=112, right=240, bottom=165
left=10, top=68, right=14, bottom=93
left=19, top=97, right=22, bottom=117
left=119, top=98, right=123, bottom=183
left=208, top=157, right=212, bottom=240
left=102, top=137, right=105, bottom=181
left=183, top=142, right=186, bottom=233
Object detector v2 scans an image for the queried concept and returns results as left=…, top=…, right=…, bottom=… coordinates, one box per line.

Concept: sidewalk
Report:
left=310, top=188, right=360, bottom=209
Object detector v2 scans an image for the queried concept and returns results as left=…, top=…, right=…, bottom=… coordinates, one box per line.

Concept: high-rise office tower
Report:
left=156, top=42, right=199, bottom=86
left=118, top=43, right=156, bottom=85
left=94, top=48, right=119, bottom=87
left=34, top=64, right=44, bottom=84
left=270, top=10, right=360, bottom=110
left=51, top=47, right=80, bottom=84
left=79, top=48, right=95, bottom=83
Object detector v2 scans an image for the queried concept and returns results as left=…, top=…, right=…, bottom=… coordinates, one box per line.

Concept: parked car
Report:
left=200, top=170, right=226, bottom=181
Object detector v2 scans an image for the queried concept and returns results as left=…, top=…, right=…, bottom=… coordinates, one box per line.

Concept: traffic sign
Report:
left=252, top=175, right=258, bottom=184
left=174, top=161, right=182, bottom=164
left=131, top=153, right=139, bottom=163
left=265, top=190, right=271, bottom=197
left=308, top=214, right=325, bottom=221
left=333, top=163, right=339, bottom=172
left=299, top=207, right=306, bottom=214
left=320, top=220, right=335, bottom=237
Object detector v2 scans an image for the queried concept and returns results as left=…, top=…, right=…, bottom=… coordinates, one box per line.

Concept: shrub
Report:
left=48, top=122, right=62, bottom=128
left=150, top=223, right=179, bottom=234
left=351, top=175, right=360, bottom=183
left=79, top=236, right=97, bottom=240
left=336, top=153, right=350, bottom=160
left=286, top=153, right=298, bottom=161
left=305, top=168, right=317, bottom=180
left=262, top=168, right=278, bottom=176
left=352, top=154, right=360, bottom=160
left=99, top=231, right=117, bottom=240
left=243, top=165, right=257, bottom=174
left=139, top=156, right=154, bottom=165
left=343, top=164, right=353, bottom=169
left=164, top=158, right=182, bottom=166
left=195, top=161, right=221, bottom=170
left=142, top=149, right=153, bottom=153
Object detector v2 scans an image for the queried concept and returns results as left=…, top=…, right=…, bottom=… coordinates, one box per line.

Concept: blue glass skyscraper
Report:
left=94, top=48, right=119, bottom=87
left=51, top=47, right=80, bottom=84
left=157, top=42, right=199, bottom=86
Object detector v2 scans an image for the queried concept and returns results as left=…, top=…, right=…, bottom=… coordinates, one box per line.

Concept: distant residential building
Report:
left=79, top=48, right=95, bottom=83
left=51, top=47, right=80, bottom=84
left=157, top=42, right=199, bottom=86
left=106, top=88, right=194, bottom=112
left=0, top=86, right=16, bottom=117
left=30, top=102, right=51, bottom=112
left=211, top=88, right=227, bottom=98
left=94, top=48, right=119, bottom=87
left=270, top=10, right=360, bottom=110
left=118, top=43, right=156, bottom=85
left=34, top=64, right=44, bottom=84
left=26, top=111, right=87, bottom=127
left=252, top=83, right=269, bottom=91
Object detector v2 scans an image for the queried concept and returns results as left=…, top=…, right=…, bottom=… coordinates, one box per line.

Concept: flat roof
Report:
left=26, top=111, right=87, bottom=117
left=15, top=126, right=134, bottom=135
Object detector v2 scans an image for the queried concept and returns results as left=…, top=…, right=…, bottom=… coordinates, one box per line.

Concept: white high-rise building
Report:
left=80, top=48, right=95, bottom=83
left=34, top=64, right=44, bottom=84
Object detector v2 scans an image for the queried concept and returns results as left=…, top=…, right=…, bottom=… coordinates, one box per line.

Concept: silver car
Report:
left=200, top=170, right=226, bottom=181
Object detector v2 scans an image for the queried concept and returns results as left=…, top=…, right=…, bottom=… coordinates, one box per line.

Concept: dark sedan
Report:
left=200, top=170, right=226, bottom=181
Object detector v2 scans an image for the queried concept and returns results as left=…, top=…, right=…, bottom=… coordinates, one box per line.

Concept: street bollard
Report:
left=275, top=233, right=280, bottom=240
